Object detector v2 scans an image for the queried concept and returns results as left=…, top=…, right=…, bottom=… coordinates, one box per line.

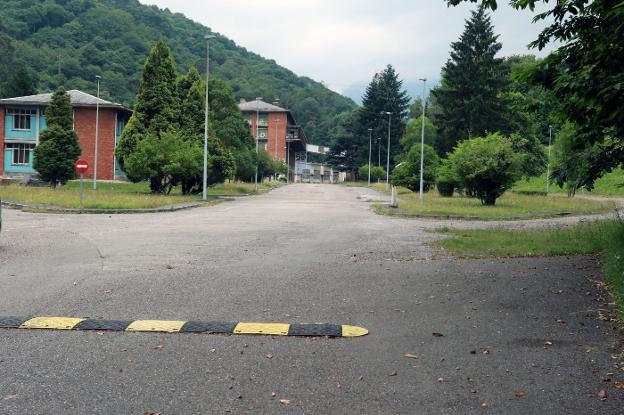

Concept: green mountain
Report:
left=0, top=0, right=356, bottom=144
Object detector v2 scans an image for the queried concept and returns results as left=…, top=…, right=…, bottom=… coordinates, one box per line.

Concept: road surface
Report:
left=0, top=184, right=622, bottom=414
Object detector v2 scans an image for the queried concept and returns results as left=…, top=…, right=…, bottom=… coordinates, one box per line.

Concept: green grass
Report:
left=433, top=220, right=624, bottom=313
left=386, top=191, right=615, bottom=219
left=0, top=180, right=281, bottom=209
left=513, top=168, right=624, bottom=196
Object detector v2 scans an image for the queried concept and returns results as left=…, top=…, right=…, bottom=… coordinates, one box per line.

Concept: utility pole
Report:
left=418, top=78, right=427, bottom=205
left=382, top=112, right=392, bottom=191
left=93, top=75, right=101, bottom=190
left=546, top=125, right=553, bottom=194
left=367, top=128, right=373, bottom=186
left=203, top=34, right=216, bottom=200
left=255, top=97, right=262, bottom=191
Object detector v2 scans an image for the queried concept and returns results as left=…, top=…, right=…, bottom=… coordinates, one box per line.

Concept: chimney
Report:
left=239, top=98, right=247, bottom=104
left=272, top=98, right=280, bottom=106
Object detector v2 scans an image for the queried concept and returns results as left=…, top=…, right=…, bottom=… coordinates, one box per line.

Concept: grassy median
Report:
left=433, top=220, right=624, bottom=313
left=0, top=180, right=281, bottom=210
left=513, top=168, right=624, bottom=196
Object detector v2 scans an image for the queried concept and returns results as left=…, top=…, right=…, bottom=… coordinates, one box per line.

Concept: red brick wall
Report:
left=267, top=112, right=287, bottom=161
left=74, top=108, right=116, bottom=180
left=0, top=105, right=4, bottom=175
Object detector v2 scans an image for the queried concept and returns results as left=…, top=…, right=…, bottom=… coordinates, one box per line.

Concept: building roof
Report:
left=239, top=99, right=288, bottom=113
left=0, top=90, right=131, bottom=112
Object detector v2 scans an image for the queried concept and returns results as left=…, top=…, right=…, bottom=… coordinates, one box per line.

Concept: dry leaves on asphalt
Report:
left=3, top=394, right=17, bottom=400
left=404, top=353, right=418, bottom=359
left=388, top=371, right=398, bottom=377
left=432, top=332, right=444, bottom=337
left=153, top=343, right=164, bottom=350
left=598, top=389, right=608, bottom=401
left=279, top=399, right=293, bottom=405
left=515, top=392, right=526, bottom=399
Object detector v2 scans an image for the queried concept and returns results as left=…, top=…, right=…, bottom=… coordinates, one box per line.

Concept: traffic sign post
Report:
left=75, top=159, right=89, bottom=211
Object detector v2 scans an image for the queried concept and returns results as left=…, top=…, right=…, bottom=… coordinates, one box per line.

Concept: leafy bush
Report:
left=391, top=144, right=439, bottom=191
left=358, top=164, right=385, bottom=182
left=448, top=133, right=523, bottom=205
left=436, top=159, right=460, bottom=197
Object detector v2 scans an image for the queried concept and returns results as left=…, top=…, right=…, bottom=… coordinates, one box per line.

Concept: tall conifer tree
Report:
left=431, top=8, right=509, bottom=155
left=33, top=88, right=81, bottom=186
left=358, top=65, right=410, bottom=166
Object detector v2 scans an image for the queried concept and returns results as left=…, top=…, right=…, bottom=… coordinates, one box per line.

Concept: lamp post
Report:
left=377, top=138, right=381, bottom=167
left=255, top=97, right=262, bottom=191
left=382, top=112, right=392, bottom=190
left=546, top=125, right=553, bottom=194
left=418, top=78, right=427, bottom=205
left=367, top=128, right=373, bottom=186
left=202, top=34, right=216, bottom=200
left=93, top=75, right=101, bottom=190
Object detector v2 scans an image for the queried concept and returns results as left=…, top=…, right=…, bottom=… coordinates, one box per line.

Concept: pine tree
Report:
left=33, top=88, right=81, bottom=186
left=431, top=7, right=509, bottom=155
left=116, top=40, right=178, bottom=169
left=358, top=65, right=411, bottom=167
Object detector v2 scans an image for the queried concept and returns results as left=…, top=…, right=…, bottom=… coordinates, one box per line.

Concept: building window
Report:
left=257, top=127, right=268, bottom=139
left=257, top=113, right=268, bottom=126
left=8, top=108, right=36, bottom=131
left=6, top=143, right=34, bottom=165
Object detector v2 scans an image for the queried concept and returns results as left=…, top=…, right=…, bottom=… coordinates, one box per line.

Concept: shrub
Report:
left=391, top=144, right=439, bottom=192
left=358, top=164, right=385, bottom=182
left=448, top=133, right=523, bottom=205
left=436, top=159, right=460, bottom=197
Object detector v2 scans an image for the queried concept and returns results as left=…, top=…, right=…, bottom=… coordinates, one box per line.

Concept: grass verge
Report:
left=513, top=168, right=624, bottom=196
left=382, top=191, right=615, bottom=220
left=0, top=180, right=281, bottom=209
left=433, top=220, right=624, bottom=313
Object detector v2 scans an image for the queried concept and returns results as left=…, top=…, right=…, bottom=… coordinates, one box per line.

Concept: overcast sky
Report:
left=139, top=0, right=554, bottom=103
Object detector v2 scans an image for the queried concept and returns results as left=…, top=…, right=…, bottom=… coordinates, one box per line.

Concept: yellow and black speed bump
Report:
left=0, top=316, right=368, bottom=338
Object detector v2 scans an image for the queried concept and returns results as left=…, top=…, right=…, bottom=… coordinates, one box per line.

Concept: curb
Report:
left=374, top=204, right=583, bottom=221
left=0, top=316, right=369, bottom=338
left=0, top=199, right=219, bottom=214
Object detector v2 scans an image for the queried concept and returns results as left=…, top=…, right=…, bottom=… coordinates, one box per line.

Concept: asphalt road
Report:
left=0, top=184, right=622, bottom=414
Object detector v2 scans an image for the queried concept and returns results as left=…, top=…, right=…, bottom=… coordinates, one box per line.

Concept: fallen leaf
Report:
left=555, top=319, right=566, bottom=324
left=437, top=377, right=444, bottom=383
left=598, top=389, right=608, bottom=401
left=153, top=343, right=164, bottom=350
left=432, top=332, right=444, bottom=337
left=469, top=389, right=477, bottom=394
left=265, top=353, right=273, bottom=359
left=544, top=341, right=553, bottom=347
left=279, top=399, right=293, bottom=405
left=3, top=394, right=17, bottom=401
left=209, top=348, right=216, bottom=353
left=271, top=392, right=276, bottom=397
left=515, top=392, right=526, bottom=399
left=614, top=382, right=624, bottom=389
left=388, top=371, right=398, bottom=377
left=404, top=353, right=418, bottom=359
left=336, top=383, right=342, bottom=389
left=357, top=375, right=364, bottom=381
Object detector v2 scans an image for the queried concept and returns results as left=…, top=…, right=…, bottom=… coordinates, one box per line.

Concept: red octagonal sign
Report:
left=75, top=159, right=89, bottom=173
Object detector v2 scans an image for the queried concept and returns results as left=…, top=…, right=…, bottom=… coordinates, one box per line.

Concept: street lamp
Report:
left=418, top=78, right=427, bottom=205
left=255, top=97, right=263, bottom=191
left=367, top=128, right=373, bottom=186
left=93, top=75, right=101, bottom=190
left=546, top=125, right=553, bottom=194
left=202, top=34, right=216, bottom=200
left=377, top=138, right=381, bottom=167
left=382, top=111, right=392, bottom=190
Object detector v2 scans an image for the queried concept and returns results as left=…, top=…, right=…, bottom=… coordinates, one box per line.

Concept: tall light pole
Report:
left=255, top=97, right=262, bottom=191
left=546, top=125, right=553, bottom=194
left=418, top=78, right=427, bottom=205
left=382, top=112, right=392, bottom=190
left=202, top=34, right=216, bottom=200
left=367, top=128, right=373, bottom=186
left=377, top=138, right=381, bottom=167
left=93, top=75, right=101, bottom=189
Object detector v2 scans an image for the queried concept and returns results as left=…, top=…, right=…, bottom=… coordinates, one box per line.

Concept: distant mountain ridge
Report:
left=0, top=0, right=356, bottom=143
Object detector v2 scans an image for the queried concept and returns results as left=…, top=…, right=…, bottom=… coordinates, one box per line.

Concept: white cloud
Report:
left=139, top=0, right=555, bottom=100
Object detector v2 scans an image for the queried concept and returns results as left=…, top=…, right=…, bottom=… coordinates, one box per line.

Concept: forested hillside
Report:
left=0, top=0, right=356, bottom=143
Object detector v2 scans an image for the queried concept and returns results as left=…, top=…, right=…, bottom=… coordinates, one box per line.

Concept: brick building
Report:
left=239, top=99, right=306, bottom=179
left=0, top=90, right=131, bottom=180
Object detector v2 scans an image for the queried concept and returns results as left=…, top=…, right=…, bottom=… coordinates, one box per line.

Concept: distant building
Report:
left=239, top=98, right=306, bottom=180
left=0, top=90, right=131, bottom=180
